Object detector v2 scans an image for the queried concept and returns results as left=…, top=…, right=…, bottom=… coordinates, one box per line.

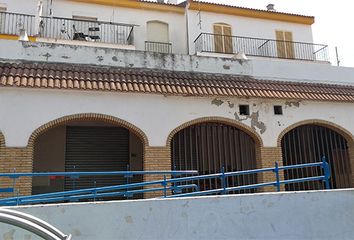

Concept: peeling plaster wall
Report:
left=1, top=88, right=354, bottom=147
left=1, top=40, right=354, bottom=85
left=0, top=40, right=251, bottom=75
left=1, top=189, right=354, bottom=240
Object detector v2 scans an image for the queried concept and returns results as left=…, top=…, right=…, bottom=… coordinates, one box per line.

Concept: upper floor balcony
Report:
left=0, top=12, right=175, bottom=54
left=0, top=12, right=328, bottom=62
left=194, top=33, right=329, bottom=62
left=0, top=12, right=138, bottom=47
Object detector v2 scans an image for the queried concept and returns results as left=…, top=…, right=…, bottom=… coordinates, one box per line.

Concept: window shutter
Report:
left=284, top=31, right=295, bottom=59
left=276, top=30, right=286, bottom=58
left=213, top=25, right=223, bottom=53
left=223, top=26, right=233, bottom=53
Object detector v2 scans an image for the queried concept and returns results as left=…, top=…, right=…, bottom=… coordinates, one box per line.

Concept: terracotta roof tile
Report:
left=1, top=61, right=354, bottom=102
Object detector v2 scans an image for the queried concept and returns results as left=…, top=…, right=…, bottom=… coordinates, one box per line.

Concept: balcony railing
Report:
left=0, top=12, right=136, bottom=45
left=0, top=12, right=36, bottom=36
left=194, top=33, right=329, bottom=62
left=145, top=41, right=172, bottom=54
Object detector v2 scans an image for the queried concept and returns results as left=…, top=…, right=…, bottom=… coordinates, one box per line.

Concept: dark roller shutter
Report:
left=65, top=126, right=129, bottom=191
left=281, top=124, right=352, bottom=191
left=171, top=122, right=257, bottom=194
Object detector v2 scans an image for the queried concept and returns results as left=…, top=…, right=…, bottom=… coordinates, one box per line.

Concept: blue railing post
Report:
left=93, top=180, right=97, bottom=202
left=72, top=166, right=76, bottom=191
left=12, top=168, right=17, bottom=197
left=163, top=175, right=167, bottom=198
left=322, top=156, right=331, bottom=189
left=221, top=167, right=226, bottom=194
left=274, top=162, right=280, bottom=192
left=172, top=165, right=177, bottom=194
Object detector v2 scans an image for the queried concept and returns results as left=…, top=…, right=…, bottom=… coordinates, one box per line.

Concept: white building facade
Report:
left=0, top=0, right=353, bottom=198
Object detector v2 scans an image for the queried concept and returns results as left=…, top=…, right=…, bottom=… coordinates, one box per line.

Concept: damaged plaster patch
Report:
left=61, top=55, right=70, bottom=59
left=223, top=64, right=231, bottom=70
left=96, top=56, right=104, bottom=62
left=41, top=53, right=52, bottom=61
left=250, top=112, right=266, bottom=134
left=234, top=111, right=266, bottom=134
left=112, top=56, right=118, bottom=62
left=285, top=101, right=300, bottom=108
left=211, top=98, right=224, bottom=106
left=227, top=101, right=234, bottom=108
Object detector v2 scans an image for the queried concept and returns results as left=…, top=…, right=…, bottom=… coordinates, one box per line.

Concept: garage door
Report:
left=65, top=126, right=129, bottom=191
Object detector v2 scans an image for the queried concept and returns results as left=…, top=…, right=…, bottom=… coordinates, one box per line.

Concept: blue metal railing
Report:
left=0, top=157, right=330, bottom=206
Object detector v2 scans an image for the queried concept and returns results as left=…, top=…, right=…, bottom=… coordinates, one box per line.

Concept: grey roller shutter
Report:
left=64, top=126, right=129, bottom=191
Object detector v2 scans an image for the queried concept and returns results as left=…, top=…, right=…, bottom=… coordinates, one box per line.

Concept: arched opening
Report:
left=281, top=124, right=352, bottom=191
left=31, top=117, right=145, bottom=199
left=170, top=121, right=258, bottom=194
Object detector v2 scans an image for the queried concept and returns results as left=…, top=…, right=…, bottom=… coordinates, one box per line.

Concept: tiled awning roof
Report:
left=1, top=61, right=354, bottom=102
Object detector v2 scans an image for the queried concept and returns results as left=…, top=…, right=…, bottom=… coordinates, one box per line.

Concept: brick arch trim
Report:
left=166, top=116, right=264, bottom=147
left=277, top=119, right=354, bottom=147
left=0, top=131, right=5, bottom=147
left=27, top=113, right=149, bottom=147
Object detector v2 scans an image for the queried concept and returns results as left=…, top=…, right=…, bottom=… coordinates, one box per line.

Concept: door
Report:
left=65, top=126, right=130, bottom=191
left=146, top=21, right=170, bottom=53
left=213, top=23, right=233, bottom=54
left=276, top=30, right=294, bottom=59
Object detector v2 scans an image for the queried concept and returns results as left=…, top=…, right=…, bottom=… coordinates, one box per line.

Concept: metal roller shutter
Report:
left=64, top=126, right=129, bottom=191
left=281, top=124, right=352, bottom=191
left=171, top=122, right=257, bottom=194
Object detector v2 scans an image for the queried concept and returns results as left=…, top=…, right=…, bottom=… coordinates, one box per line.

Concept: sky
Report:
left=177, top=0, right=354, bottom=67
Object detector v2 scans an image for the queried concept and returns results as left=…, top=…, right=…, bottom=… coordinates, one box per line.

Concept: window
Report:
left=147, top=20, right=169, bottom=43
left=146, top=21, right=170, bottom=53
left=275, top=30, right=294, bottom=59
left=274, top=105, right=283, bottom=115
left=239, top=105, right=250, bottom=116
left=213, top=23, right=233, bottom=54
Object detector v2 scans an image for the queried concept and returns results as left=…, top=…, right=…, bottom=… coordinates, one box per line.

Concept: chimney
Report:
left=266, top=4, right=276, bottom=11
left=167, top=0, right=178, bottom=4
left=156, top=0, right=165, bottom=3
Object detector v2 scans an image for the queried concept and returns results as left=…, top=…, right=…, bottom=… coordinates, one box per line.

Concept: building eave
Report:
left=68, top=0, right=185, bottom=14
left=188, top=1, right=315, bottom=25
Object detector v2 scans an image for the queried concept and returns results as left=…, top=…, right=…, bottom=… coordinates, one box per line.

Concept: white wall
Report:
left=0, top=0, right=38, bottom=15
left=0, top=88, right=354, bottom=148
left=187, top=9, right=314, bottom=55
left=2, top=40, right=354, bottom=85
left=1, top=189, right=354, bottom=240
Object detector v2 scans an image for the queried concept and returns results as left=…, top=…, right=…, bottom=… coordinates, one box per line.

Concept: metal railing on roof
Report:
left=0, top=12, right=137, bottom=45
left=194, top=32, right=329, bottom=62
left=145, top=41, right=172, bottom=54
left=0, top=157, right=330, bottom=206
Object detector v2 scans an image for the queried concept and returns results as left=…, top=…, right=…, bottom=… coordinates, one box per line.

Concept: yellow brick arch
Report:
left=0, top=131, right=5, bottom=148
left=27, top=113, right=149, bottom=148
left=277, top=119, right=354, bottom=147
left=166, top=116, right=264, bottom=148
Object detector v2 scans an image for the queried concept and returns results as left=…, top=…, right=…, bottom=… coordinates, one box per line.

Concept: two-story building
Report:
left=0, top=0, right=353, bottom=198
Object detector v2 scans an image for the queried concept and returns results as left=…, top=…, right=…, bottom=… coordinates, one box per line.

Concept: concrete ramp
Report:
left=1, top=189, right=354, bottom=240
